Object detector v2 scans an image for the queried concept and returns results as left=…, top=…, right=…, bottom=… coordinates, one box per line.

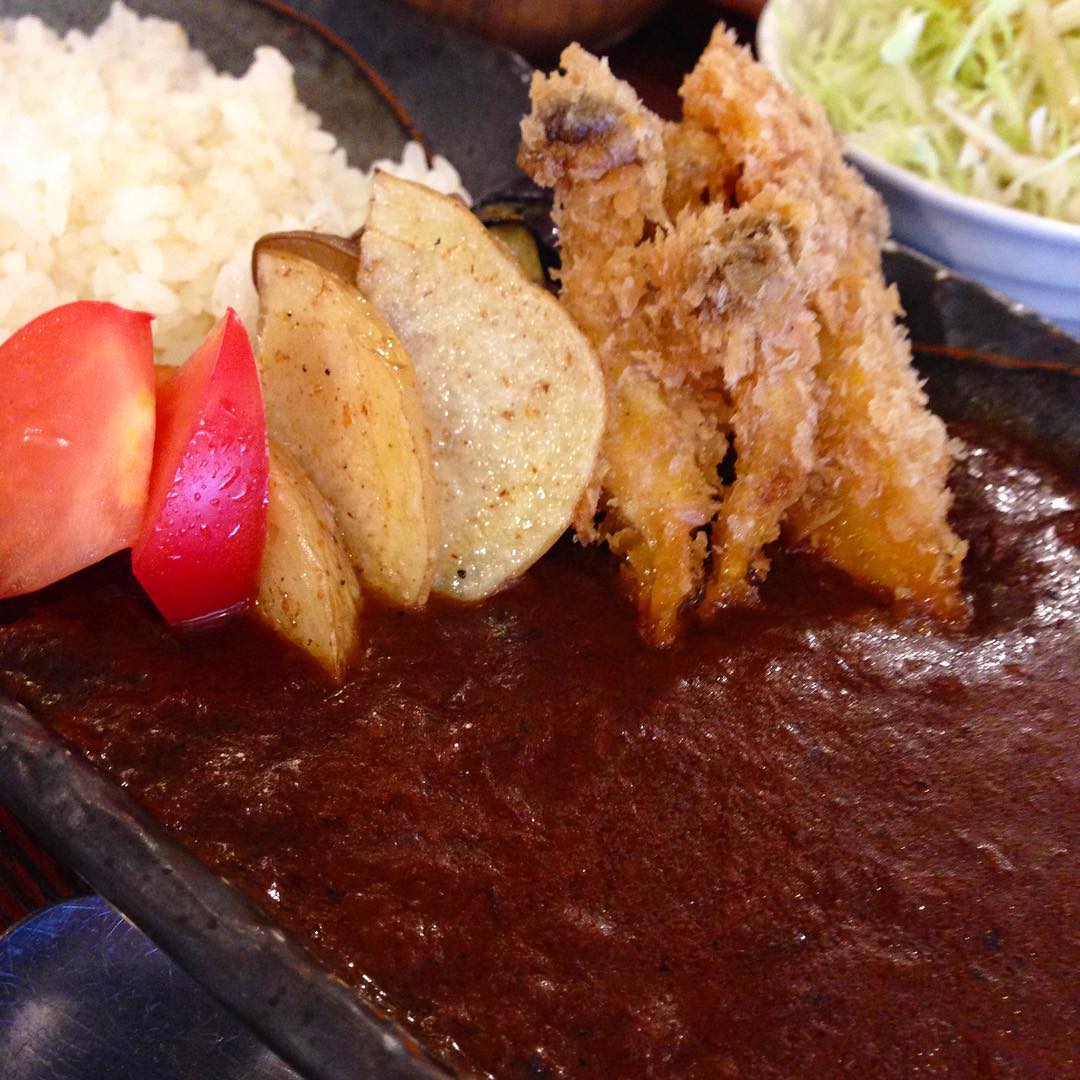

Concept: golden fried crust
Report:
left=600, top=371, right=721, bottom=645
left=786, top=287, right=968, bottom=619
left=643, top=204, right=822, bottom=607
left=661, top=123, right=736, bottom=217
left=680, top=28, right=889, bottom=283
left=519, top=30, right=967, bottom=642
left=682, top=29, right=967, bottom=616
left=519, top=44, right=668, bottom=224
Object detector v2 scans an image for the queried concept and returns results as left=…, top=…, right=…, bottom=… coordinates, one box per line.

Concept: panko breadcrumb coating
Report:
left=519, top=28, right=967, bottom=645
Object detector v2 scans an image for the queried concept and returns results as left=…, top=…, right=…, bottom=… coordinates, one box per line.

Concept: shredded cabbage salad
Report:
left=784, top=0, right=1080, bottom=223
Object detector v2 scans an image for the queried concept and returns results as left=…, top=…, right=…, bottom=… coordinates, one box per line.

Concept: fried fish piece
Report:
left=680, top=28, right=968, bottom=619
left=596, top=369, right=720, bottom=645
left=519, top=34, right=967, bottom=643
left=521, top=47, right=721, bottom=644
left=646, top=202, right=821, bottom=610
left=521, top=46, right=822, bottom=642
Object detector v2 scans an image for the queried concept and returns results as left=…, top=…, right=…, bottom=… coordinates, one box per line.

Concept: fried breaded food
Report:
left=519, top=31, right=967, bottom=644
left=678, top=31, right=967, bottom=620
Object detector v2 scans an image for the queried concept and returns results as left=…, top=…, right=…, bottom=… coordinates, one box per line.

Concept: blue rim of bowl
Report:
left=755, top=0, right=1080, bottom=244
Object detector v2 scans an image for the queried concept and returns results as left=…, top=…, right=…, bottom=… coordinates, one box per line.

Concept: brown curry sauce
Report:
left=1, top=424, right=1077, bottom=1078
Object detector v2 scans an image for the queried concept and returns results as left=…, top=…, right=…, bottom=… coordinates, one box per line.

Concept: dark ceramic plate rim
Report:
left=0, top=698, right=447, bottom=1080
left=0, top=4, right=1079, bottom=1080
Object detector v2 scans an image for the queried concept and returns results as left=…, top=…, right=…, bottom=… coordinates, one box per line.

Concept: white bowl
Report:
left=756, top=0, right=1080, bottom=339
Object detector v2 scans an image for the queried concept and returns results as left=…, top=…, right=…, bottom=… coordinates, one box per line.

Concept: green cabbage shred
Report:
left=783, top=0, right=1080, bottom=223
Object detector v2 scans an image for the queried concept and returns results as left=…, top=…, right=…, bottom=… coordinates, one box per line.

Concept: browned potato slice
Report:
left=358, top=172, right=606, bottom=600
left=255, top=246, right=439, bottom=606
left=256, top=442, right=362, bottom=681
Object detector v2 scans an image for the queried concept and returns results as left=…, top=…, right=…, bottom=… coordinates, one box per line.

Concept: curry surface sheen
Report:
left=1, top=426, right=1077, bottom=1079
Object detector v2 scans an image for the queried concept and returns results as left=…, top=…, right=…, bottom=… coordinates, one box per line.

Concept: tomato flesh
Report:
left=0, top=302, right=155, bottom=597
left=133, top=309, right=269, bottom=625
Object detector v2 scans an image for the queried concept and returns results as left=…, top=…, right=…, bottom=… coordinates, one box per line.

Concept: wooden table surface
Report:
left=0, top=0, right=757, bottom=934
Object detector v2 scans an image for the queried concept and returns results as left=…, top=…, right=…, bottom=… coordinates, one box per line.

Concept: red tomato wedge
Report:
left=133, top=309, right=269, bottom=625
left=0, top=302, right=155, bottom=598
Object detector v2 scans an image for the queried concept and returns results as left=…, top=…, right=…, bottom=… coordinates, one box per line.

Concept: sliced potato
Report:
left=256, top=442, right=362, bottom=681
left=358, top=172, right=606, bottom=600
left=255, top=245, right=439, bottom=606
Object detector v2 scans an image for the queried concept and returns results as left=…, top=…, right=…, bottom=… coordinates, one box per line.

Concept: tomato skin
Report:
left=0, top=302, right=155, bottom=597
left=133, top=309, right=269, bottom=625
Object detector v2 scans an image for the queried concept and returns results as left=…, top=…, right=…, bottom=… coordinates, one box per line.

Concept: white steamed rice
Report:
left=0, top=2, right=467, bottom=363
